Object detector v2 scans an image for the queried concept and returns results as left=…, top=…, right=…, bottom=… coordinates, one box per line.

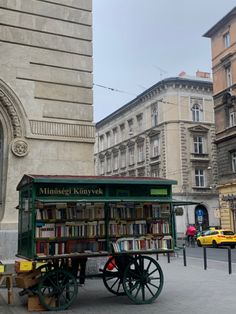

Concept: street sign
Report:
left=196, top=209, right=203, bottom=217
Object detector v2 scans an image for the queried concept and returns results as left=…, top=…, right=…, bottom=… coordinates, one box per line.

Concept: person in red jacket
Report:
left=186, top=224, right=196, bottom=245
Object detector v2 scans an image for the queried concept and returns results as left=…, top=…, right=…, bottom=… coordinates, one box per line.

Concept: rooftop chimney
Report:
left=178, top=71, right=186, bottom=77
left=196, top=70, right=210, bottom=78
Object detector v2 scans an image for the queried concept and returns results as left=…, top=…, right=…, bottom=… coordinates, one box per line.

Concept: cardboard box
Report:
left=15, top=269, right=41, bottom=289
left=28, top=295, right=56, bottom=312
left=15, top=260, right=34, bottom=273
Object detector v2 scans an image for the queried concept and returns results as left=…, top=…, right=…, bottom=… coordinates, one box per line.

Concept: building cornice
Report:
left=96, top=77, right=213, bottom=128
left=203, top=7, right=236, bottom=38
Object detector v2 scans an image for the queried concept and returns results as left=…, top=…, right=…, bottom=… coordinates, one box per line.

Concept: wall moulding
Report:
left=29, top=120, right=95, bottom=142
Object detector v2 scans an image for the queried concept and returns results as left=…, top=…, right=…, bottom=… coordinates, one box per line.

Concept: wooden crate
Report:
left=28, top=295, right=56, bottom=312
left=15, top=269, right=41, bottom=289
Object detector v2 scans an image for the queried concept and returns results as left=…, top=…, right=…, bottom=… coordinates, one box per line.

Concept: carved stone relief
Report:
left=11, top=138, right=29, bottom=157
left=0, top=91, right=23, bottom=138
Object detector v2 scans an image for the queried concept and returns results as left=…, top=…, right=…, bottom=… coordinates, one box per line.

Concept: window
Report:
left=151, top=103, right=158, bottom=127
left=127, top=119, right=133, bottom=135
left=137, top=143, right=144, bottom=162
left=120, top=150, right=126, bottom=168
left=194, top=136, right=204, bottom=154
left=129, top=170, right=136, bottom=177
left=137, top=167, right=145, bottom=177
left=129, top=146, right=135, bottom=165
left=195, top=169, right=205, bottom=187
left=113, top=128, right=118, bottom=145
left=106, top=156, right=111, bottom=173
left=192, top=104, right=201, bottom=122
left=100, top=159, right=105, bottom=175
left=113, top=154, right=118, bottom=170
left=106, top=132, right=111, bottom=148
left=232, top=152, right=236, bottom=173
left=120, top=124, right=125, bottom=141
left=150, top=137, right=159, bottom=157
left=225, top=65, right=232, bottom=88
left=229, top=111, right=235, bottom=127
left=150, top=164, right=160, bottom=177
left=99, top=135, right=104, bottom=151
left=136, top=114, right=143, bottom=131
left=223, top=31, right=230, bottom=48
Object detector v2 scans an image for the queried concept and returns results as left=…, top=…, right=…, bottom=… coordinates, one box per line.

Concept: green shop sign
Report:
left=37, top=186, right=104, bottom=197
left=150, top=188, right=168, bottom=196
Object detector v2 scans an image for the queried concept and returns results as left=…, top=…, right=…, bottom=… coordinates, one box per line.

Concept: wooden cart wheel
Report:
left=102, top=256, right=129, bottom=295
left=37, top=268, right=78, bottom=311
left=123, top=255, right=164, bottom=304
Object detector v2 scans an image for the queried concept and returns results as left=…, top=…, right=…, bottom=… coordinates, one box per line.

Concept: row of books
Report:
left=108, top=220, right=147, bottom=236
left=35, top=220, right=170, bottom=239
left=150, top=222, right=170, bottom=234
left=36, top=202, right=105, bottom=220
left=109, top=203, right=170, bottom=219
left=36, top=239, right=106, bottom=256
left=36, top=221, right=106, bottom=238
left=108, top=220, right=170, bottom=236
left=111, top=236, right=173, bottom=252
left=36, top=202, right=171, bottom=222
left=36, top=241, right=66, bottom=256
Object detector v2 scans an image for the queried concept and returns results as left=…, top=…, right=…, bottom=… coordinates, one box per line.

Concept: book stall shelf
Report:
left=16, top=175, right=177, bottom=260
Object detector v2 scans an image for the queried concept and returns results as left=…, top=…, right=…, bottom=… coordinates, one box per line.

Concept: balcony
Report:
left=190, top=153, right=209, bottom=161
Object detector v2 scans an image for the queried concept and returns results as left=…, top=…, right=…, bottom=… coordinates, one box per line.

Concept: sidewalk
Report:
left=0, top=255, right=235, bottom=314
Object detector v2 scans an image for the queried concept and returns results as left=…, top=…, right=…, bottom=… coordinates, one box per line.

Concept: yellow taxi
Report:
left=197, top=229, right=236, bottom=248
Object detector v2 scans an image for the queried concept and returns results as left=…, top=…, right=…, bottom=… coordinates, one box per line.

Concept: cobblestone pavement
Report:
left=0, top=255, right=236, bottom=314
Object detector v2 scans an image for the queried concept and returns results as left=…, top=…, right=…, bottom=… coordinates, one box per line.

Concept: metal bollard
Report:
left=183, top=244, right=187, bottom=266
left=228, top=247, right=232, bottom=275
left=167, top=252, right=170, bottom=263
left=203, top=247, right=207, bottom=270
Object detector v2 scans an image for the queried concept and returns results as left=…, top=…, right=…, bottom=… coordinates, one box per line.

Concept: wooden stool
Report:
left=0, top=273, right=14, bottom=304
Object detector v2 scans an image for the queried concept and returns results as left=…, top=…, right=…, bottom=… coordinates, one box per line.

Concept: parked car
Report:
left=196, top=230, right=208, bottom=238
left=197, top=229, right=236, bottom=248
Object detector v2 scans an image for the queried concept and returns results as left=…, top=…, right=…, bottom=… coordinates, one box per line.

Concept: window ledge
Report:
left=192, top=186, right=211, bottom=190
left=137, top=161, right=144, bottom=164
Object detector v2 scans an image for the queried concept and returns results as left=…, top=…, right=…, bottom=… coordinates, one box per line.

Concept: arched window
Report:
left=192, top=104, right=201, bottom=122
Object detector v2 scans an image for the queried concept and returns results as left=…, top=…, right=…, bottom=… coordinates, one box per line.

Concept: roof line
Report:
left=203, top=7, right=236, bottom=38
left=96, top=76, right=212, bottom=127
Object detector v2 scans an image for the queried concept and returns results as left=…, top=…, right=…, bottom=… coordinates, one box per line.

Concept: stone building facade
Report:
left=95, top=72, right=219, bottom=236
left=204, top=7, right=236, bottom=232
left=0, top=0, right=94, bottom=258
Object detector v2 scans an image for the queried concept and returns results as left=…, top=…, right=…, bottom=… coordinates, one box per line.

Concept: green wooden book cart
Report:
left=16, top=174, right=178, bottom=311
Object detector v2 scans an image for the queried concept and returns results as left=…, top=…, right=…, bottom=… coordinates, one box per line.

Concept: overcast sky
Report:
left=93, top=0, right=236, bottom=122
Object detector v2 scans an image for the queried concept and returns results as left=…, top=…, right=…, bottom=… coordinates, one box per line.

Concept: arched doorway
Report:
left=0, top=122, right=2, bottom=205
left=195, top=205, right=209, bottom=231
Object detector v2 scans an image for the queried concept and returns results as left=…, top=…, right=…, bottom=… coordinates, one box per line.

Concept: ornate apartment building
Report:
left=0, top=1, right=94, bottom=258
left=204, top=7, right=236, bottom=232
left=95, top=72, right=219, bottom=235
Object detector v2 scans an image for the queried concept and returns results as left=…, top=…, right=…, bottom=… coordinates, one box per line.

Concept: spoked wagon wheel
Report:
left=37, top=268, right=78, bottom=311
left=102, top=255, right=130, bottom=295
left=123, top=255, right=164, bottom=304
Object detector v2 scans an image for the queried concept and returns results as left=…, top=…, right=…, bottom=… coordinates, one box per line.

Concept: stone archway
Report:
left=0, top=80, right=28, bottom=221
left=195, top=204, right=209, bottom=231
